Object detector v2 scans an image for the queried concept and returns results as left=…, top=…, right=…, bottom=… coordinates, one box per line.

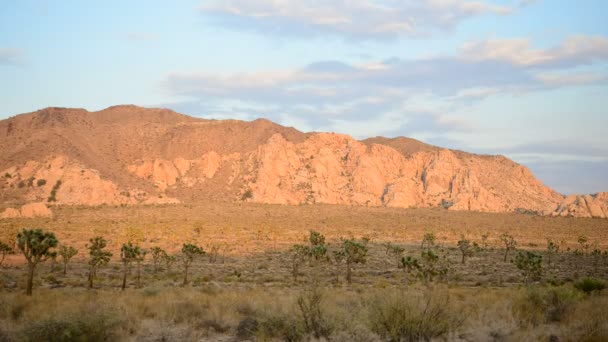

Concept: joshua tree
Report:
left=515, top=251, right=543, bottom=285
left=181, top=243, right=204, bottom=285
left=480, top=232, right=490, bottom=251
left=164, top=254, right=176, bottom=272
left=546, top=239, right=559, bottom=267
left=135, top=249, right=147, bottom=288
left=457, top=237, right=474, bottom=265
left=291, top=244, right=310, bottom=282
left=400, top=256, right=420, bottom=285
left=500, top=233, right=517, bottom=262
left=0, top=241, right=14, bottom=267
left=576, top=235, right=590, bottom=255
left=384, top=243, right=405, bottom=268
left=58, top=245, right=78, bottom=275
left=120, top=242, right=142, bottom=290
left=421, top=232, right=436, bottom=250
left=308, top=230, right=328, bottom=263
left=341, top=238, right=369, bottom=284
left=419, top=250, right=440, bottom=283
left=150, top=246, right=167, bottom=273
left=16, top=228, right=58, bottom=295
left=87, top=236, right=112, bottom=289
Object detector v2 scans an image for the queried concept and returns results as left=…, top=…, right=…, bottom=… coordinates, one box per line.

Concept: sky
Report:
left=1, top=0, right=607, bottom=195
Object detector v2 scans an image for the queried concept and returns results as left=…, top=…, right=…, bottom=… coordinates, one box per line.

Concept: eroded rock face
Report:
left=1, top=202, right=52, bottom=219
left=1, top=208, right=21, bottom=219
left=554, top=193, right=608, bottom=218
left=244, top=133, right=565, bottom=214
left=1, top=106, right=605, bottom=218
left=4, top=156, right=162, bottom=206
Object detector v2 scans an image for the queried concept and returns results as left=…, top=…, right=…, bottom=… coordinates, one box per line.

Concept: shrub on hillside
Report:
left=574, top=277, right=606, bottom=294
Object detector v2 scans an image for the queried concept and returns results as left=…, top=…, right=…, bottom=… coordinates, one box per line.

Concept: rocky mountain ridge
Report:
left=1, top=105, right=606, bottom=218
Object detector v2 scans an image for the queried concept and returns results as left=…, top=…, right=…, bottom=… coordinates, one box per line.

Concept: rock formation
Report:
left=0, top=105, right=606, bottom=218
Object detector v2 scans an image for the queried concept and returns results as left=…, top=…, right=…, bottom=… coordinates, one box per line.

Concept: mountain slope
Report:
left=1, top=105, right=606, bottom=218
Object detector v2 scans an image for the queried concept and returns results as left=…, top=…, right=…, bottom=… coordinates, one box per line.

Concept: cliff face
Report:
left=0, top=105, right=605, bottom=218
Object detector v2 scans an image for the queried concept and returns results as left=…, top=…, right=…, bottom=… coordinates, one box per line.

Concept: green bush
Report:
left=36, top=179, right=47, bottom=187
left=574, top=277, right=606, bottom=294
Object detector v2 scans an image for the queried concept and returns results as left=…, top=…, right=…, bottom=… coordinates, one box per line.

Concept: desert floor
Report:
left=1, top=202, right=607, bottom=341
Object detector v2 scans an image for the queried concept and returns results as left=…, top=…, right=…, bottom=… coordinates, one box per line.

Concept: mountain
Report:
left=1, top=105, right=606, bottom=218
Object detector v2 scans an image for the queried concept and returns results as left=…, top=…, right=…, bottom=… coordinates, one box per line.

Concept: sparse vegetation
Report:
left=0, top=203, right=606, bottom=340
left=36, top=179, right=46, bottom=187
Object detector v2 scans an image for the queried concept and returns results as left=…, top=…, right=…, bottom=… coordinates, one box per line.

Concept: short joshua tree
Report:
left=87, top=236, right=112, bottom=289
left=17, top=228, right=58, bottom=295
left=515, top=251, right=543, bottom=285
left=291, top=244, right=310, bottom=282
left=58, top=245, right=78, bottom=275
left=0, top=241, right=14, bottom=267
left=181, top=243, right=205, bottom=285
left=120, top=242, right=142, bottom=290
left=500, top=233, right=517, bottom=262
left=150, top=246, right=167, bottom=273
left=457, top=236, right=474, bottom=265
left=341, top=238, right=369, bottom=284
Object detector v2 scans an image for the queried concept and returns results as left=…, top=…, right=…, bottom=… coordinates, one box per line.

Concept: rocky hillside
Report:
left=1, top=105, right=606, bottom=218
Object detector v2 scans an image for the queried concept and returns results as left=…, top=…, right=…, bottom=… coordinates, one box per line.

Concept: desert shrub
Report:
left=256, top=314, right=302, bottom=342
left=574, top=277, right=606, bottom=294
left=514, top=287, right=581, bottom=326
left=368, top=290, right=464, bottom=342
left=241, top=189, right=253, bottom=201
left=36, top=179, right=46, bottom=187
left=236, top=316, right=259, bottom=339
left=297, top=285, right=332, bottom=339
left=19, top=309, right=126, bottom=342
left=560, top=295, right=608, bottom=341
left=47, top=180, right=62, bottom=202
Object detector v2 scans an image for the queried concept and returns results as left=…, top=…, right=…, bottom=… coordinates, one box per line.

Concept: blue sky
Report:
left=1, top=0, right=607, bottom=194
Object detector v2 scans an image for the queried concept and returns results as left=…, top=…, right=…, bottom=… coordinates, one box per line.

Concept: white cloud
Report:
left=200, top=0, right=511, bottom=39
left=0, top=48, right=24, bottom=66
left=461, top=35, right=608, bottom=67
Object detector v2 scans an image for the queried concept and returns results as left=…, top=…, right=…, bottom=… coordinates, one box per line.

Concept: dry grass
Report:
left=0, top=202, right=607, bottom=340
